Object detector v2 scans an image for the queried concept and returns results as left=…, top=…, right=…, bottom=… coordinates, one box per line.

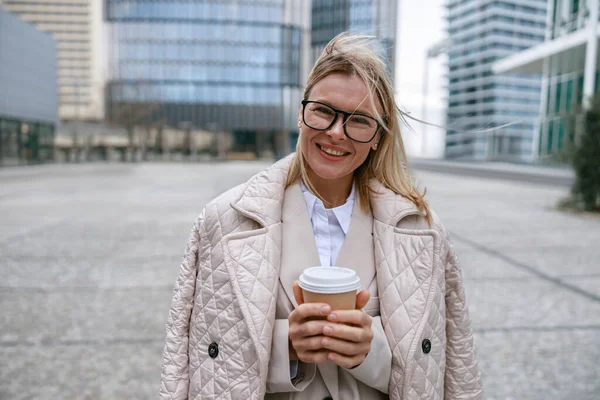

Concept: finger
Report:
left=292, top=280, right=304, bottom=305
left=289, top=303, right=331, bottom=323
left=327, top=352, right=368, bottom=369
left=298, top=350, right=329, bottom=364
left=293, top=335, right=327, bottom=352
left=322, top=322, right=373, bottom=343
left=355, top=289, right=370, bottom=310
left=321, top=336, right=370, bottom=357
left=327, top=309, right=372, bottom=327
left=290, top=320, right=331, bottom=340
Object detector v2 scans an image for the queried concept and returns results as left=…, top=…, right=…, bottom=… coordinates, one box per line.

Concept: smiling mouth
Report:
left=317, top=144, right=350, bottom=157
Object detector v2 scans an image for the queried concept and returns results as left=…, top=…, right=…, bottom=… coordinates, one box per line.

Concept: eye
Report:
left=348, top=115, right=374, bottom=127
left=310, top=104, right=334, bottom=115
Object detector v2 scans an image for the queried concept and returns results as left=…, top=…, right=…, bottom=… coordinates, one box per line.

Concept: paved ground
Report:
left=410, top=158, right=575, bottom=187
left=0, top=161, right=599, bottom=400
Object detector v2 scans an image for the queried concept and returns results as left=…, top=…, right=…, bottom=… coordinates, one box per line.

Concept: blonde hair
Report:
left=286, top=32, right=432, bottom=224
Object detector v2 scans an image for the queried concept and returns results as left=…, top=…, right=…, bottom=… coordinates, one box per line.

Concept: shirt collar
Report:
left=300, top=180, right=355, bottom=235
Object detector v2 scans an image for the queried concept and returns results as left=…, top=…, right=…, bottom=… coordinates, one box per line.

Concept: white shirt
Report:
left=300, top=181, right=355, bottom=267
left=290, top=181, right=355, bottom=379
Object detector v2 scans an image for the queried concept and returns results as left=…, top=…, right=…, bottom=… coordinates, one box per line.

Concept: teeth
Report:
left=320, top=145, right=347, bottom=156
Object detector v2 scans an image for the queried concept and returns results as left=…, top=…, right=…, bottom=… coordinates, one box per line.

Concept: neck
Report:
left=306, top=169, right=353, bottom=208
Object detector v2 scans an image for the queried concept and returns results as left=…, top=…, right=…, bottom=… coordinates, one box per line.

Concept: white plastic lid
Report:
left=298, top=266, right=361, bottom=294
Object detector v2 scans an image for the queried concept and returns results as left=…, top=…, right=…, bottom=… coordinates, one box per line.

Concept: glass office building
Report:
left=310, top=0, right=397, bottom=75
left=446, top=0, right=547, bottom=162
left=494, top=0, right=600, bottom=160
left=0, top=8, right=58, bottom=166
left=105, top=0, right=310, bottom=154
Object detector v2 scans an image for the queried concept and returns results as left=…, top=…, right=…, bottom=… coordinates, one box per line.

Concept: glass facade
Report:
left=310, top=0, right=397, bottom=76
left=536, top=0, right=598, bottom=157
left=445, top=0, right=547, bottom=161
left=550, top=0, right=592, bottom=39
left=0, top=7, right=57, bottom=165
left=105, top=0, right=308, bottom=153
left=0, top=119, right=55, bottom=165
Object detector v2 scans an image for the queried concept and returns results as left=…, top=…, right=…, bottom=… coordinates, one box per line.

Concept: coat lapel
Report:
left=279, top=182, right=321, bottom=308
left=335, top=193, right=376, bottom=292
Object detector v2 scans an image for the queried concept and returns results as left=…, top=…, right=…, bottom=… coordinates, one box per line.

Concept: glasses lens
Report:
left=345, top=114, right=378, bottom=142
left=304, top=102, right=336, bottom=130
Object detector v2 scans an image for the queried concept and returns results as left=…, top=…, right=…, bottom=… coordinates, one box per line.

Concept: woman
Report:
left=160, top=33, right=483, bottom=400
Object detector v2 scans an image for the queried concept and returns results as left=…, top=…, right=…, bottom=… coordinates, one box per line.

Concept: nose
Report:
left=326, top=114, right=346, bottom=141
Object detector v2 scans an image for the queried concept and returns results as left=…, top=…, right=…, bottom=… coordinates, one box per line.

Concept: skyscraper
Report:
left=445, top=0, right=547, bottom=161
left=310, top=0, right=397, bottom=75
left=104, top=0, right=311, bottom=155
left=0, top=0, right=104, bottom=122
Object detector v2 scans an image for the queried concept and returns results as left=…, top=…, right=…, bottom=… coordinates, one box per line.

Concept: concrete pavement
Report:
left=410, top=158, right=575, bottom=187
left=0, top=161, right=598, bottom=400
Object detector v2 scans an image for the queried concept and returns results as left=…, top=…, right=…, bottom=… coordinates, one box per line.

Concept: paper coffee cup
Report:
left=298, top=266, right=361, bottom=310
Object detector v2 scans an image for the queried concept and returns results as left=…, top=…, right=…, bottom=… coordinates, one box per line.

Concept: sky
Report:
left=394, top=0, right=447, bottom=159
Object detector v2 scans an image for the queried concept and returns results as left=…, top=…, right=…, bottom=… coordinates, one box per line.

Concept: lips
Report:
left=317, top=143, right=350, bottom=157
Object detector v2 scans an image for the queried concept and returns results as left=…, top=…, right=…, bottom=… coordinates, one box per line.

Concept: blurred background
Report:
left=1, top=0, right=599, bottom=399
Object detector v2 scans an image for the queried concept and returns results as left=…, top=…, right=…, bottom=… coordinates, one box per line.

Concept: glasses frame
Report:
left=301, top=100, right=383, bottom=143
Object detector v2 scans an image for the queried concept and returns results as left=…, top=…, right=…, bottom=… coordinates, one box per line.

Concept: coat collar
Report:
left=368, top=179, right=427, bottom=226
left=229, top=154, right=294, bottom=227
left=230, top=153, right=426, bottom=228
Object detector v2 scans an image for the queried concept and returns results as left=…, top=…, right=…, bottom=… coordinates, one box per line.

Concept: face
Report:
left=299, top=73, right=382, bottom=182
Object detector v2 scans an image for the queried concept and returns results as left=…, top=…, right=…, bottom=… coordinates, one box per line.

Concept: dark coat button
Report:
left=208, top=342, right=219, bottom=358
left=323, top=397, right=333, bottom=400
left=422, top=339, right=432, bottom=354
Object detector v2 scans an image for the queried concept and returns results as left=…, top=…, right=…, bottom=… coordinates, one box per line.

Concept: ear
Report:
left=297, top=110, right=303, bottom=129
left=371, top=131, right=382, bottom=151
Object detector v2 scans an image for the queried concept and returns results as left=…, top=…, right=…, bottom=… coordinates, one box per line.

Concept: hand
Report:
left=321, top=290, right=373, bottom=369
left=288, top=281, right=332, bottom=364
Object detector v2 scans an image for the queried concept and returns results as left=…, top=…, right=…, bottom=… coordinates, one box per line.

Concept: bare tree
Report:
left=154, top=122, right=165, bottom=157
left=141, top=117, right=166, bottom=161
left=108, top=81, right=159, bottom=162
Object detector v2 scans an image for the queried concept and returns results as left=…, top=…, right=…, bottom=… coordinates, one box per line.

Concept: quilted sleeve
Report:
left=343, top=316, right=391, bottom=394
left=159, top=209, right=206, bottom=400
left=444, top=237, right=484, bottom=399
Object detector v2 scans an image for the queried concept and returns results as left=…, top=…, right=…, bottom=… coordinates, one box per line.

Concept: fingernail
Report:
left=328, top=353, right=336, bottom=361
left=321, top=305, right=331, bottom=315
left=324, top=326, right=333, bottom=334
left=322, top=338, right=330, bottom=345
left=328, top=313, right=337, bottom=320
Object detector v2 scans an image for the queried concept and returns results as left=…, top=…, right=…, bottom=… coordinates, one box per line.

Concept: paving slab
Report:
left=465, top=279, right=600, bottom=329
left=0, top=342, right=163, bottom=400
left=474, top=329, right=600, bottom=400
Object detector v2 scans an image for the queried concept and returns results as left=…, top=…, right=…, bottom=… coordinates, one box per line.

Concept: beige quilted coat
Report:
left=159, top=155, right=483, bottom=400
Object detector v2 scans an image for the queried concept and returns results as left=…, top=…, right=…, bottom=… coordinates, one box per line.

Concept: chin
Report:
left=309, top=160, right=351, bottom=181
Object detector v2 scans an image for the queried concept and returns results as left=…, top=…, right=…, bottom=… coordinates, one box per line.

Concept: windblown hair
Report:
left=286, top=32, right=432, bottom=224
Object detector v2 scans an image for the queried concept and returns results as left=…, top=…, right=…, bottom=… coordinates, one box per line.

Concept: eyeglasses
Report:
left=301, top=100, right=382, bottom=143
